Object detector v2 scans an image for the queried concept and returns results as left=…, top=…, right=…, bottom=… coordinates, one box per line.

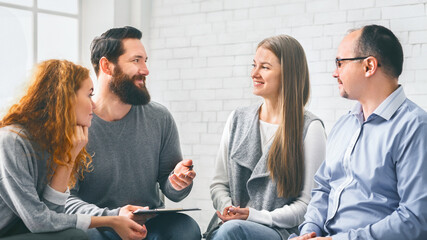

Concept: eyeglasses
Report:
left=335, top=56, right=381, bottom=69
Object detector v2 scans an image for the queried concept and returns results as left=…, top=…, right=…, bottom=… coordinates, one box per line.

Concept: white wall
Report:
left=80, top=0, right=150, bottom=81
left=147, top=0, right=427, bottom=232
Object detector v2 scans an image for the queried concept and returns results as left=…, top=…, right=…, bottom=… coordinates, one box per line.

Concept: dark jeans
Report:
left=87, top=213, right=201, bottom=240
left=0, top=219, right=88, bottom=240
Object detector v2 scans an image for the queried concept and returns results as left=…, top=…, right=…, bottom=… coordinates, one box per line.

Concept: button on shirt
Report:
left=299, top=86, right=427, bottom=239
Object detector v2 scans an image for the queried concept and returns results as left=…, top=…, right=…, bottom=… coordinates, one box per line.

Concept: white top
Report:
left=210, top=110, right=327, bottom=228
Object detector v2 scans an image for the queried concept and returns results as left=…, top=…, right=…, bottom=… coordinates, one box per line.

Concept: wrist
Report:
left=90, top=216, right=119, bottom=229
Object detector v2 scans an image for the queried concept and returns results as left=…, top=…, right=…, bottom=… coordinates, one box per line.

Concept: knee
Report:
left=147, top=213, right=201, bottom=240
left=213, top=220, right=246, bottom=240
left=174, top=214, right=201, bottom=240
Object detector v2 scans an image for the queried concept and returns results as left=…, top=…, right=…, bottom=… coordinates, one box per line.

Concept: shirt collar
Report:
left=349, top=85, right=406, bottom=121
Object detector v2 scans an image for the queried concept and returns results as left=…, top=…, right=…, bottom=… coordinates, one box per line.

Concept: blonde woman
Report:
left=209, top=35, right=326, bottom=240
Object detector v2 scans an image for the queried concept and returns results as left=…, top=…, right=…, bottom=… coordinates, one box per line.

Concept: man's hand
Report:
left=289, top=232, right=332, bottom=240
left=119, top=205, right=155, bottom=225
left=216, top=206, right=249, bottom=222
left=169, top=159, right=196, bottom=191
left=111, top=216, right=147, bottom=240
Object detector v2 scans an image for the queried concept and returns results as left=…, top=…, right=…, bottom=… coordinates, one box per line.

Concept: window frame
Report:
left=0, top=0, right=82, bottom=64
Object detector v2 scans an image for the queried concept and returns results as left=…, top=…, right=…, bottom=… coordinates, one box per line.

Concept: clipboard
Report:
left=133, top=208, right=201, bottom=214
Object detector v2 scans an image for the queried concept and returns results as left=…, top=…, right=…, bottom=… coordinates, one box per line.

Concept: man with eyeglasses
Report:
left=290, top=25, right=427, bottom=240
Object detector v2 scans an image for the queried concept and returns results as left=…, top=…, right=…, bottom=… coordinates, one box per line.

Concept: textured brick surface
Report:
left=148, top=0, right=427, bottom=231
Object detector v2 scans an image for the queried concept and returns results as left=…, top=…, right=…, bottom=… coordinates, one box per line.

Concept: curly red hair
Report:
left=0, top=59, right=92, bottom=187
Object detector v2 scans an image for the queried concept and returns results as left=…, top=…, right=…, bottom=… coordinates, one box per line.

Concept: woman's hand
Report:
left=69, top=125, right=89, bottom=164
left=48, top=126, right=88, bottom=192
left=216, top=206, right=249, bottom=222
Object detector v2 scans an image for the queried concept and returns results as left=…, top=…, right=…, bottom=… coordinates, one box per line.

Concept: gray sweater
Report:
left=0, top=126, right=88, bottom=235
left=65, top=102, right=191, bottom=216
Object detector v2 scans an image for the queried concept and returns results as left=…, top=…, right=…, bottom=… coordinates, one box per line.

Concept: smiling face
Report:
left=75, top=77, right=95, bottom=127
left=251, top=46, right=282, bottom=100
left=332, top=30, right=367, bottom=100
left=109, top=38, right=151, bottom=105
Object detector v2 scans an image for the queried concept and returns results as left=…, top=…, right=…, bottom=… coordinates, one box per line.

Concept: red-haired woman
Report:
left=0, top=59, right=146, bottom=240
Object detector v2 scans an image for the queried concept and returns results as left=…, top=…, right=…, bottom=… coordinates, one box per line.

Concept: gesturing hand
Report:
left=216, top=206, right=249, bottom=222
left=169, top=159, right=196, bottom=191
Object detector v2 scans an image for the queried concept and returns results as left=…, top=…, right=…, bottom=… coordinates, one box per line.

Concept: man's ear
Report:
left=99, top=57, right=113, bottom=76
left=364, top=56, right=379, bottom=77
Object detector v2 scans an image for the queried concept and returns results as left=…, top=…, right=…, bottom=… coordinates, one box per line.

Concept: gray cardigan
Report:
left=227, top=104, right=323, bottom=238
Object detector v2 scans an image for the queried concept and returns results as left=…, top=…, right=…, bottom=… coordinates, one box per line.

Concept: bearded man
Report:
left=65, top=26, right=201, bottom=240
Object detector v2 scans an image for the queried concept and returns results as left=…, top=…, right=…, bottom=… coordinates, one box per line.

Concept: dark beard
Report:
left=109, top=66, right=151, bottom=105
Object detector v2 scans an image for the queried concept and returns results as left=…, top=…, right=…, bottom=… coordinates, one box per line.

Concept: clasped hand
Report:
left=169, top=159, right=196, bottom=191
left=216, top=206, right=249, bottom=222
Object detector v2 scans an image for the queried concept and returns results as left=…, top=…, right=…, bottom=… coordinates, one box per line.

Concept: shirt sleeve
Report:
left=331, top=121, right=427, bottom=240
left=210, top=111, right=234, bottom=213
left=246, top=120, right=326, bottom=229
left=298, top=122, right=335, bottom=237
left=0, top=132, right=78, bottom=233
left=299, top=160, right=331, bottom=236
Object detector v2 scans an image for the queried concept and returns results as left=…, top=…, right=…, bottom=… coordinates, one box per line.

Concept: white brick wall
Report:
left=148, top=0, right=427, bottom=232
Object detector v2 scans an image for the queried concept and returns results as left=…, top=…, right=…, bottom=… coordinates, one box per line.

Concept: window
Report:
left=0, top=0, right=80, bottom=111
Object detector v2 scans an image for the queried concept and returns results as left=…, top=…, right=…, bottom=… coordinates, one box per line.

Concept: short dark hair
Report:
left=355, top=25, right=403, bottom=78
left=90, top=26, right=142, bottom=76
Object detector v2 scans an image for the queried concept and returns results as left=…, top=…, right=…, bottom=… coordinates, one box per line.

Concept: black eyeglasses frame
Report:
left=335, top=56, right=381, bottom=68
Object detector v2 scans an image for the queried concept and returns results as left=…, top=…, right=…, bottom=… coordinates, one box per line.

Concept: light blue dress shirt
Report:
left=298, top=86, right=427, bottom=240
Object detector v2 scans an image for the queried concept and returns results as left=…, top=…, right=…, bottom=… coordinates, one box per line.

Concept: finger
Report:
left=230, top=207, right=243, bottom=214
left=223, top=206, right=232, bottom=216
left=83, top=126, right=89, bottom=138
left=216, top=211, right=227, bottom=222
left=169, top=175, right=186, bottom=190
left=126, top=204, right=141, bottom=211
left=75, top=125, right=84, bottom=135
left=185, top=170, right=196, bottom=179
left=182, top=159, right=193, bottom=167
left=131, top=220, right=145, bottom=233
left=171, top=173, right=187, bottom=186
left=299, top=233, right=316, bottom=240
left=177, top=173, right=193, bottom=186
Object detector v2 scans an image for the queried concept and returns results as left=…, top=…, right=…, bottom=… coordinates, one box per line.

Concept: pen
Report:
left=187, top=165, right=194, bottom=171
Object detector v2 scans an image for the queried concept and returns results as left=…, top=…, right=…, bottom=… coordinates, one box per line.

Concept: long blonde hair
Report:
left=258, top=35, right=310, bottom=198
left=0, top=59, right=92, bottom=187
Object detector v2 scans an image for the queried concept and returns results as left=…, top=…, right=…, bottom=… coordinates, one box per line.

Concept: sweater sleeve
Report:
left=158, top=110, right=192, bottom=202
left=0, top=130, right=79, bottom=233
left=65, top=181, right=120, bottom=217
left=210, top=111, right=234, bottom=213
left=246, top=120, right=326, bottom=228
